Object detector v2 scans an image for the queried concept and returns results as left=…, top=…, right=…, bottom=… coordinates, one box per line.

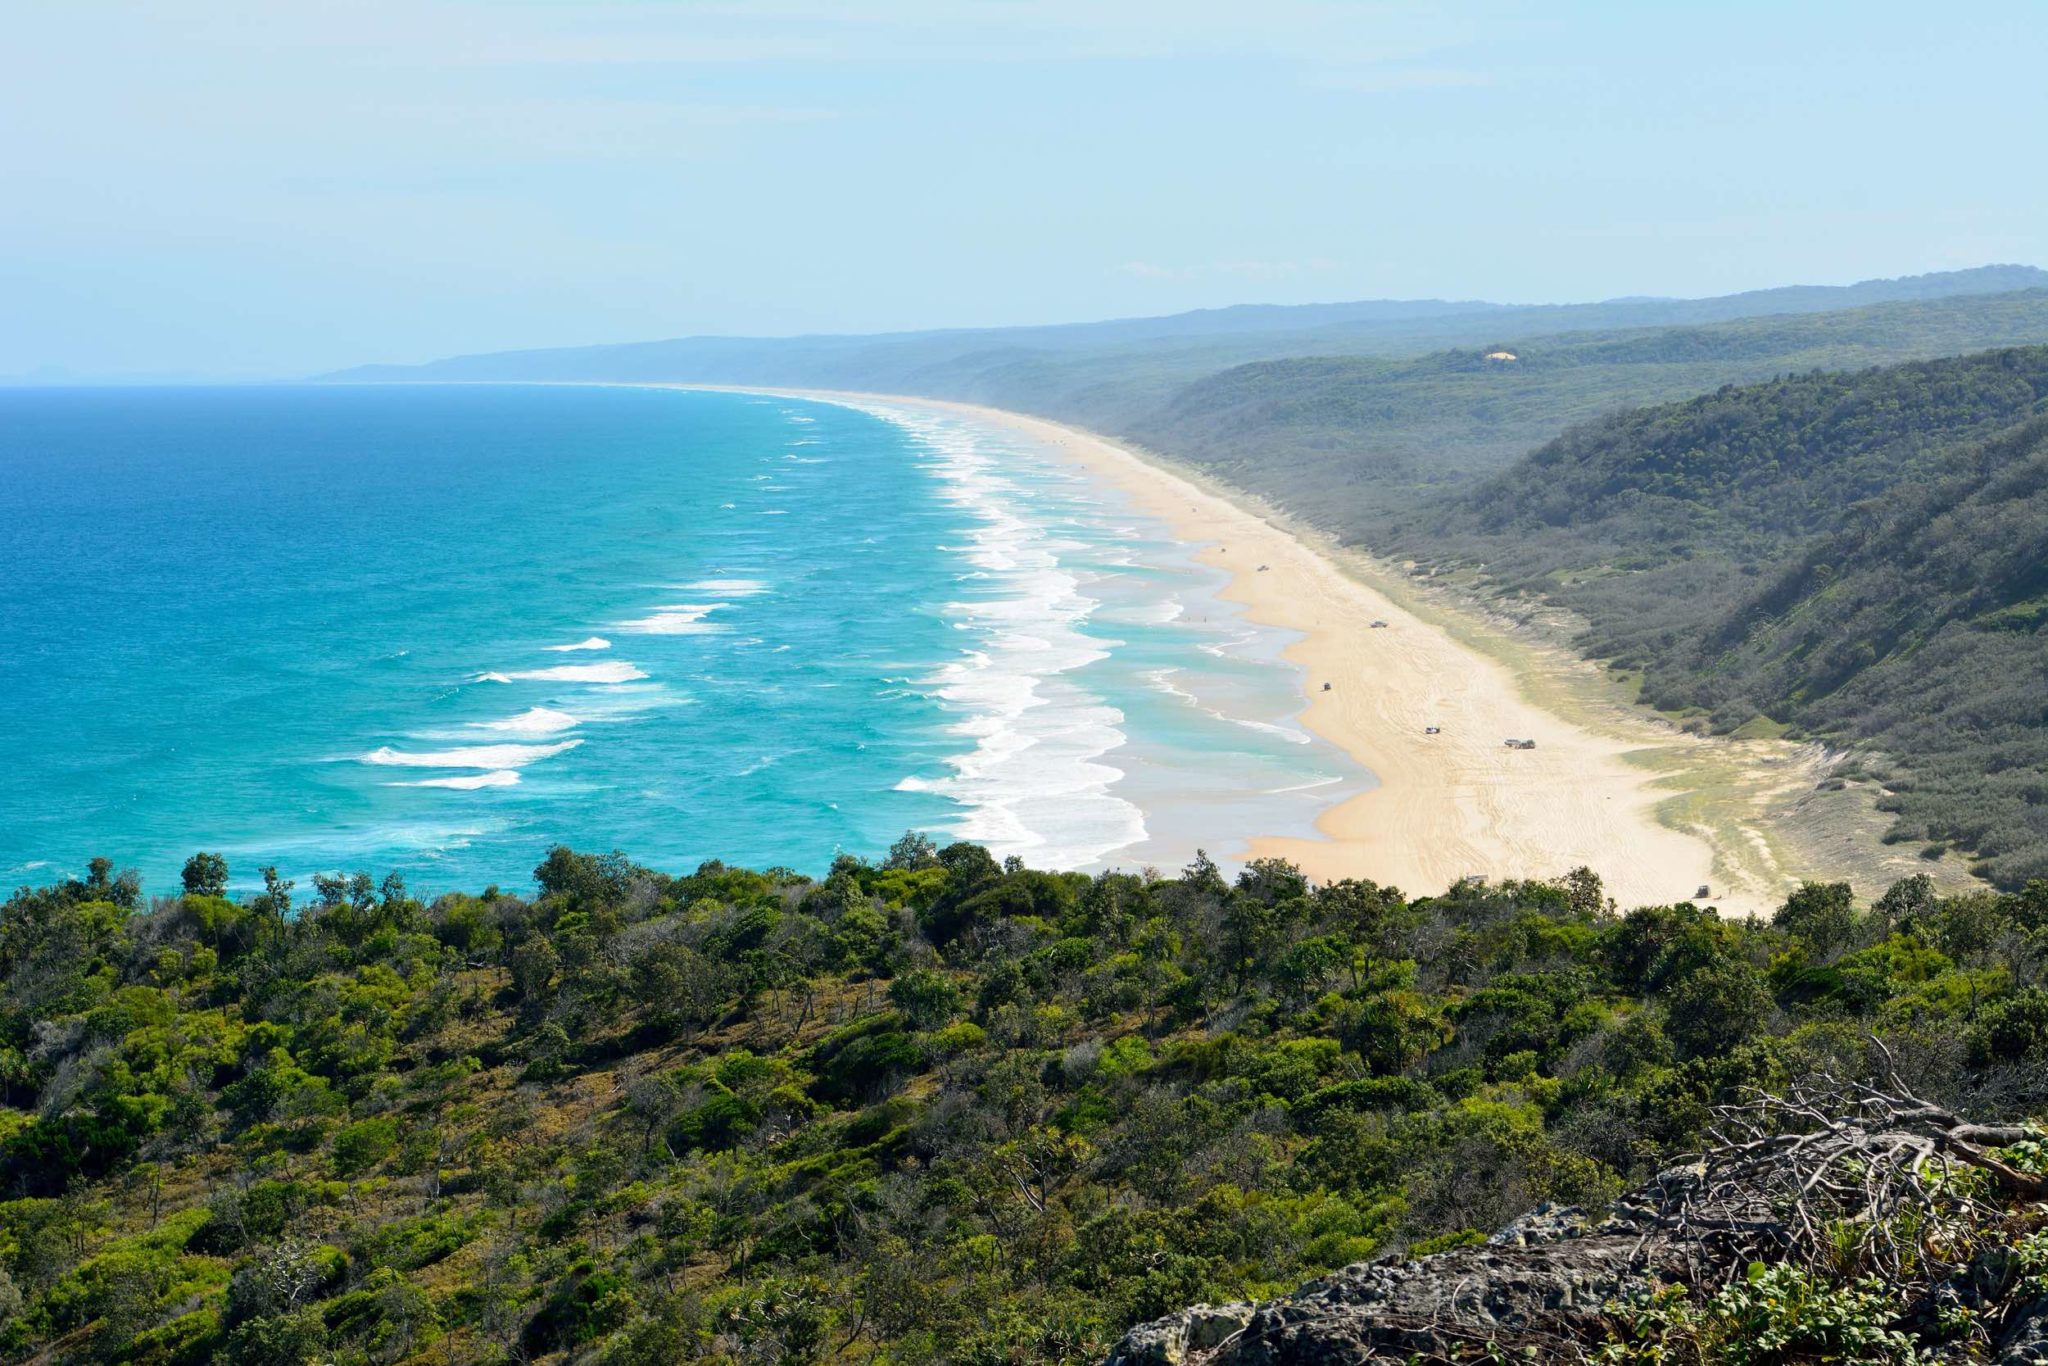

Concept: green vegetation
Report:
left=4, top=842, right=2046, bottom=1364
left=1599, top=1264, right=1930, bottom=1366
left=1127, top=289, right=2048, bottom=519
left=1392, top=347, right=2048, bottom=887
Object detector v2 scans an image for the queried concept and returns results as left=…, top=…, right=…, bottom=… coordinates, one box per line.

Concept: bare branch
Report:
left=1658, top=1063, right=2043, bottom=1283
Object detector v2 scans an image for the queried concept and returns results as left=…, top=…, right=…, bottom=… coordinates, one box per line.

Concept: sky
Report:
left=4, top=1, right=2045, bottom=379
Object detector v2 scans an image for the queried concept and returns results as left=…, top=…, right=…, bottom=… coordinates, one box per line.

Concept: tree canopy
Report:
left=0, top=842, right=2044, bottom=1363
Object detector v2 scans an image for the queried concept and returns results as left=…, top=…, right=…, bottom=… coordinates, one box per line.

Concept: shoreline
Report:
left=667, top=384, right=1787, bottom=915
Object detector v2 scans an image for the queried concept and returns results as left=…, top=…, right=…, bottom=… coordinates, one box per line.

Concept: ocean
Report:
left=0, top=383, right=1369, bottom=896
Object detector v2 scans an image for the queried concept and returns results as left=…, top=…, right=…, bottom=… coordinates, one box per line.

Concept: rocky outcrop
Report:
left=1104, top=1187, right=2048, bottom=1366
left=1107, top=1079, right=2048, bottom=1366
left=1104, top=1198, right=1687, bottom=1365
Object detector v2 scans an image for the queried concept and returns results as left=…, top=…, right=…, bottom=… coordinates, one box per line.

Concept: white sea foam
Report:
left=489, top=662, right=648, bottom=684
left=1228, top=715, right=1313, bottom=744
left=621, top=618, right=725, bottom=635
left=1141, top=666, right=1197, bottom=703
left=361, top=740, right=582, bottom=769
left=398, top=770, right=523, bottom=789
left=475, top=707, right=579, bottom=736
left=1143, top=667, right=1312, bottom=744
left=678, top=578, right=767, bottom=594
left=562, top=682, right=686, bottom=722
left=1126, top=596, right=1185, bottom=625
left=615, top=602, right=728, bottom=634
left=853, top=403, right=1147, bottom=868
left=1266, top=775, right=1343, bottom=795
left=1197, top=629, right=1259, bottom=659
left=545, top=636, right=611, bottom=652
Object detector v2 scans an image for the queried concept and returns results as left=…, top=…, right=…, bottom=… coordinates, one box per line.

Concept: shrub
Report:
left=1602, top=1263, right=1923, bottom=1365
left=888, top=969, right=961, bottom=1030
left=329, top=1117, right=400, bottom=1178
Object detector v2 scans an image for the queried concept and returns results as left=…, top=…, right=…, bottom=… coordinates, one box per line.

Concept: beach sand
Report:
left=676, top=385, right=1784, bottom=916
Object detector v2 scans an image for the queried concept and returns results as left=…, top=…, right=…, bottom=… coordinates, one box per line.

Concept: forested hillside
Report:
left=1397, top=348, right=2048, bottom=887
left=3, top=843, right=2046, bottom=1364
left=1127, top=289, right=2048, bottom=522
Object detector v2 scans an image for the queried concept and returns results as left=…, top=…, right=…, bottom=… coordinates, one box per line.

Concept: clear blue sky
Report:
left=5, top=1, right=2044, bottom=378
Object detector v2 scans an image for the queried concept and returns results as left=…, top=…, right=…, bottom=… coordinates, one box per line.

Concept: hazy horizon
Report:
left=7, top=1, right=2047, bottom=379
left=12, top=263, right=2046, bottom=387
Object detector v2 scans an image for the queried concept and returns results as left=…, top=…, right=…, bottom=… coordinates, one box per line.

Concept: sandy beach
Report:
left=674, top=385, right=1783, bottom=915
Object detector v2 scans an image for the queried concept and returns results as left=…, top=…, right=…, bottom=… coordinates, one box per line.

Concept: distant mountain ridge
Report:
left=324, top=265, right=2048, bottom=406
left=325, top=267, right=2048, bottom=524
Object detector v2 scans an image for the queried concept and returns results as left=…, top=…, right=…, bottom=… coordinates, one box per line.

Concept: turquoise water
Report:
left=0, top=384, right=1368, bottom=895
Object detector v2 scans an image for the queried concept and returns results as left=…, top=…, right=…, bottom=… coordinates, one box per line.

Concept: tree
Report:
left=15, top=834, right=2048, bottom=1365
left=532, top=846, right=634, bottom=908
left=632, top=941, right=728, bottom=1034
left=330, top=1117, right=399, bottom=1177
left=1218, top=893, right=1276, bottom=991
left=936, top=841, right=998, bottom=886
left=1180, top=850, right=1228, bottom=898
left=625, top=1074, right=685, bottom=1155
left=509, top=937, right=562, bottom=1022
left=1561, top=866, right=1611, bottom=918
left=251, top=866, right=294, bottom=959
left=224, top=1309, right=327, bottom=1366
left=1236, top=857, right=1308, bottom=910
left=252, top=866, right=293, bottom=921
left=1870, top=873, right=1937, bottom=932
left=83, top=856, right=140, bottom=909
left=883, top=830, right=940, bottom=871
left=181, top=852, right=229, bottom=899
left=1775, top=882, right=1857, bottom=958
left=1665, top=958, right=1772, bottom=1060
left=1315, top=879, right=1405, bottom=957
left=887, top=968, right=960, bottom=1030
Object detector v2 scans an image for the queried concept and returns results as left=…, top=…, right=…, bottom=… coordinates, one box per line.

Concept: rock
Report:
left=1103, top=1303, right=1256, bottom=1366
left=1103, top=1225, right=1693, bottom=1365
left=1099, top=1140, right=2046, bottom=1366
left=2001, top=1297, right=2048, bottom=1366
left=1100, top=1178, right=1698, bottom=1365
left=1486, top=1201, right=1589, bottom=1246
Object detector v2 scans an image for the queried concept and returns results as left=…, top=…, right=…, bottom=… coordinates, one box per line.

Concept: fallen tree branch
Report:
left=1663, top=1042, right=2044, bottom=1281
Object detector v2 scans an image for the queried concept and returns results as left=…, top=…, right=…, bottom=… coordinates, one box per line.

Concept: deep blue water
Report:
left=0, top=384, right=1366, bottom=896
